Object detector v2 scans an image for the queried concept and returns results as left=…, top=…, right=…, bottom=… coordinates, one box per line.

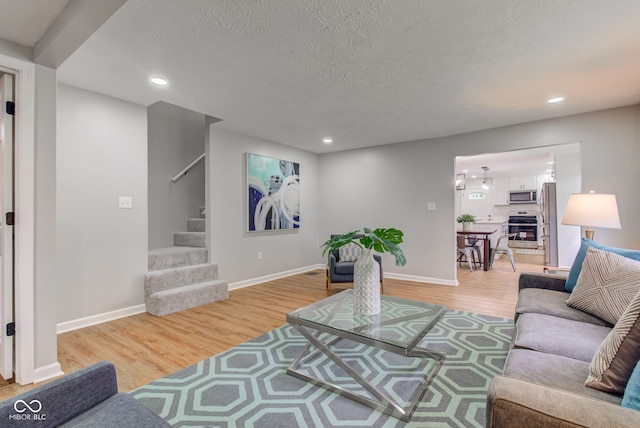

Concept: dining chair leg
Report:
left=507, top=250, right=516, bottom=272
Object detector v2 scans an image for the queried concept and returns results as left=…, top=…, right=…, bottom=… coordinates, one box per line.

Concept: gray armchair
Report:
left=0, top=361, right=169, bottom=427
left=326, top=234, right=384, bottom=295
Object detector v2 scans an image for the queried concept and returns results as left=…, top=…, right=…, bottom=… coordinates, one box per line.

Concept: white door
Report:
left=463, top=189, right=491, bottom=220
left=0, top=73, right=15, bottom=380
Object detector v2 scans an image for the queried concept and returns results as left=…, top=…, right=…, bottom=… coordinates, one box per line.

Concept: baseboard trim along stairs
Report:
left=145, top=217, right=228, bottom=316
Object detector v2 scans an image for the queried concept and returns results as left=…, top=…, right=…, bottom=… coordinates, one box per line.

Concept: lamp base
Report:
left=585, top=229, right=594, bottom=240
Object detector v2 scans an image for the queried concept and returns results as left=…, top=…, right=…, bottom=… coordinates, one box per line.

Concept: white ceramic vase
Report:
left=462, top=222, right=472, bottom=231
left=353, top=249, right=381, bottom=315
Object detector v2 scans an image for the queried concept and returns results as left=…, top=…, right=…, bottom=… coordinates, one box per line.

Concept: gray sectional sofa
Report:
left=0, top=361, right=168, bottom=427
left=486, top=272, right=640, bottom=427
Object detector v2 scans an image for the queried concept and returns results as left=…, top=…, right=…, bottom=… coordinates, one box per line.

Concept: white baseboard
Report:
left=57, top=304, right=147, bottom=334
left=228, top=264, right=325, bottom=290
left=385, top=272, right=459, bottom=286
left=33, top=361, right=64, bottom=384
left=55, top=267, right=455, bottom=335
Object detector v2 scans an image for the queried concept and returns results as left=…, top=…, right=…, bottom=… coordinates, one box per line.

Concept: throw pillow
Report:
left=339, top=243, right=361, bottom=262
left=622, top=359, right=640, bottom=410
left=585, top=290, right=640, bottom=394
left=566, top=247, right=640, bottom=325
left=565, top=238, right=640, bottom=292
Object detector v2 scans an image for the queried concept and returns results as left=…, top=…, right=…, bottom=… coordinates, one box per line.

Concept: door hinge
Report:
left=5, top=101, right=15, bottom=115
left=6, top=323, right=15, bottom=337
left=5, top=212, right=14, bottom=226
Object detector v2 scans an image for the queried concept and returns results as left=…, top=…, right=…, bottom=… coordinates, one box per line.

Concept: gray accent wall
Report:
left=57, top=84, right=148, bottom=323
left=34, top=65, right=58, bottom=372
left=319, top=105, right=640, bottom=284
left=207, top=126, right=321, bottom=284
left=148, top=101, right=210, bottom=249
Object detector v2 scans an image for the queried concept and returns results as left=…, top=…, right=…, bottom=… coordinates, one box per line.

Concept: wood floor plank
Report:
left=0, top=254, right=544, bottom=401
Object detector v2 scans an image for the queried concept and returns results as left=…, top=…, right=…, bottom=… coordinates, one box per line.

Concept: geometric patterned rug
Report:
left=131, top=310, right=513, bottom=427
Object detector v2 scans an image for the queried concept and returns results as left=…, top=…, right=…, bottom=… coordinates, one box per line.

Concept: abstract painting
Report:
left=246, top=153, right=300, bottom=231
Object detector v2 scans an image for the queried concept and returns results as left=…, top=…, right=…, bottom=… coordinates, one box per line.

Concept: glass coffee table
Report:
left=286, top=290, right=447, bottom=421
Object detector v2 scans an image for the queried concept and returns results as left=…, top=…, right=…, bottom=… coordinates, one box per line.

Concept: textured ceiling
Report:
left=26, top=1, right=640, bottom=153
left=0, top=0, right=69, bottom=47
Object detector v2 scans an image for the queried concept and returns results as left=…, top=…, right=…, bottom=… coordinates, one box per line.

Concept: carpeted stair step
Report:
left=174, top=231, right=206, bottom=247
left=148, top=247, right=208, bottom=271
left=187, top=218, right=205, bottom=232
left=145, top=263, right=218, bottom=295
left=145, top=279, right=228, bottom=317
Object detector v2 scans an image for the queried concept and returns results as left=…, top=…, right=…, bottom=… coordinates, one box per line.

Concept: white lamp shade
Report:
left=561, top=193, right=621, bottom=229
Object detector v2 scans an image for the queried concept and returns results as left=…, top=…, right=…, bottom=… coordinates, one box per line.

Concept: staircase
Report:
left=145, top=217, right=228, bottom=316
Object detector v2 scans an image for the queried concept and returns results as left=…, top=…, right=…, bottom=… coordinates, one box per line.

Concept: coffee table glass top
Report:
left=286, top=290, right=447, bottom=356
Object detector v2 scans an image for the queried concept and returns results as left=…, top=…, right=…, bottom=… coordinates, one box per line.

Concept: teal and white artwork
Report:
left=247, top=153, right=300, bottom=231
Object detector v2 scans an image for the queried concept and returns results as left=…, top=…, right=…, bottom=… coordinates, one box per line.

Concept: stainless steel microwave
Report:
left=509, top=190, right=537, bottom=204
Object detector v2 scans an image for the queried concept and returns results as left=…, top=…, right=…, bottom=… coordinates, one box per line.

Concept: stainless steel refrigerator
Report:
left=541, top=182, right=558, bottom=266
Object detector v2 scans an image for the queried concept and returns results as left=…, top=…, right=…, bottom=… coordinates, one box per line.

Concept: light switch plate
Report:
left=427, top=202, right=436, bottom=211
left=119, top=196, right=133, bottom=209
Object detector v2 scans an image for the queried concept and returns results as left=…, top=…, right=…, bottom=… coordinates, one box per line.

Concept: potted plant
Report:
left=457, top=214, right=476, bottom=231
left=321, top=228, right=406, bottom=315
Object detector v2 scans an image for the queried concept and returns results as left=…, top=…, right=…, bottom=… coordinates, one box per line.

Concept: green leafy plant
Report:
left=321, top=227, right=406, bottom=267
left=456, top=214, right=476, bottom=223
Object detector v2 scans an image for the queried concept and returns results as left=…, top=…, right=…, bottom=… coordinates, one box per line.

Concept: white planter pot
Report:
left=353, top=249, right=381, bottom=315
left=462, top=222, right=472, bottom=231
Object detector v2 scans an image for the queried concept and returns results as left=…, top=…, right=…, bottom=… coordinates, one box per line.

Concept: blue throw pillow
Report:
left=622, top=359, right=640, bottom=410
left=565, top=238, right=640, bottom=292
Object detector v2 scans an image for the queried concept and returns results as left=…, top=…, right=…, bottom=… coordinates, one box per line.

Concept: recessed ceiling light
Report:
left=462, top=169, right=469, bottom=173
left=322, top=138, right=333, bottom=144
left=547, top=96, right=564, bottom=104
left=150, top=77, right=168, bottom=86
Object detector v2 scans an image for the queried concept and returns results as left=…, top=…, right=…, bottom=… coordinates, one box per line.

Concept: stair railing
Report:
left=171, top=153, right=205, bottom=183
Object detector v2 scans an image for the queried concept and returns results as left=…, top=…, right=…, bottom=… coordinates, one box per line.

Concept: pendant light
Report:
left=481, top=166, right=491, bottom=189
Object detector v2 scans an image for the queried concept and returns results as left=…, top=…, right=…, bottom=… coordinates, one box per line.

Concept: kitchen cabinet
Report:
left=492, top=178, right=509, bottom=205
left=509, top=175, right=537, bottom=191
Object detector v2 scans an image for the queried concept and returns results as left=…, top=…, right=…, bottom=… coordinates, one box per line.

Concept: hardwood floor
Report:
left=0, top=253, right=544, bottom=401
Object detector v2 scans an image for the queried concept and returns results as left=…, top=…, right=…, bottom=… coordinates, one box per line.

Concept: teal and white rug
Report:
left=132, top=310, right=513, bottom=427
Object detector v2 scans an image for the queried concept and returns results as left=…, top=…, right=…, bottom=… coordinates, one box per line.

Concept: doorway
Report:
left=455, top=143, right=582, bottom=272
left=0, top=72, right=15, bottom=386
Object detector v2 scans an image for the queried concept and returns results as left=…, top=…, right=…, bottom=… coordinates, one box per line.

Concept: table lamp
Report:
left=561, top=192, right=621, bottom=240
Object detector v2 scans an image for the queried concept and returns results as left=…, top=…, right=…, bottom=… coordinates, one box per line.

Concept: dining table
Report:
left=456, top=229, right=497, bottom=271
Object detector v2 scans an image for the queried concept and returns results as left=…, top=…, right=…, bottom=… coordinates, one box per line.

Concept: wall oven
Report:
left=509, top=190, right=537, bottom=204
left=508, top=210, right=538, bottom=249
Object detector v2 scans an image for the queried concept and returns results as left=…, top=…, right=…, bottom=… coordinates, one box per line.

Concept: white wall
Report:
left=555, top=150, right=582, bottom=267
left=57, top=84, right=148, bottom=322
left=207, top=126, right=321, bottom=286
left=148, top=101, right=207, bottom=249
left=319, top=106, right=640, bottom=284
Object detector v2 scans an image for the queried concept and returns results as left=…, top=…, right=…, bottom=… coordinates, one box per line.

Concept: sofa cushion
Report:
left=334, top=261, right=355, bottom=275
left=514, top=313, right=611, bottom=362
left=565, top=238, right=640, bottom=292
left=60, top=393, right=170, bottom=427
left=516, top=288, right=610, bottom=326
left=622, top=360, right=640, bottom=410
left=339, top=242, right=361, bottom=262
left=502, top=349, right=622, bottom=404
left=586, top=290, right=640, bottom=394
left=566, top=247, right=640, bottom=325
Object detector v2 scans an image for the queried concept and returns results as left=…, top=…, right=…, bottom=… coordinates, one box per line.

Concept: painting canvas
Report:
left=247, top=153, right=300, bottom=231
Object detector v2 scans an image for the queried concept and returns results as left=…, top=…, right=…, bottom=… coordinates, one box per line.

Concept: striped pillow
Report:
left=339, top=242, right=362, bottom=262
left=586, top=289, right=640, bottom=394
left=566, top=247, right=640, bottom=325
